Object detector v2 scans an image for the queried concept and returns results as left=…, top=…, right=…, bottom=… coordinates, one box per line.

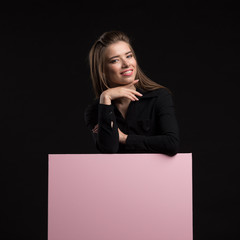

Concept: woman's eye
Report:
left=110, top=59, right=118, bottom=63
left=127, top=54, right=133, bottom=58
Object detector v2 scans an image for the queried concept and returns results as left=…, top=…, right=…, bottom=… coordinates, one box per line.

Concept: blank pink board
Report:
left=48, top=153, right=192, bottom=240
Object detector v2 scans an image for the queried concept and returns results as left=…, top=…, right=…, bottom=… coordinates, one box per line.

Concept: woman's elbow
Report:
left=166, top=136, right=180, bottom=156
left=97, top=142, right=119, bottom=153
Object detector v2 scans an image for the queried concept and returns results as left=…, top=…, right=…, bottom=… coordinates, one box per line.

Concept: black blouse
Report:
left=84, top=87, right=180, bottom=156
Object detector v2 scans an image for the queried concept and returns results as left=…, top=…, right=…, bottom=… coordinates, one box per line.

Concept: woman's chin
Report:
left=110, top=77, right=136, bottom=87
left=121, top=77, right=135, bottom=84
left=121, top=80, right=134, bottom=86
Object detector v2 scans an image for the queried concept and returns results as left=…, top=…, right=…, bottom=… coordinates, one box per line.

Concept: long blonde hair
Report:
left=89, top=30, right=165, bottom=98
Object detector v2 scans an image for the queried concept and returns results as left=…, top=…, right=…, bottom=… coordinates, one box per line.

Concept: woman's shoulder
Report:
left=139, top=87, right=171, bottom=99
left=84, top=99, right=99, bottom=126
left=85, top=98, right=99, bottom=111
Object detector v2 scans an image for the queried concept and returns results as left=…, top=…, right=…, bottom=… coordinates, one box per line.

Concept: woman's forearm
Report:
left=96, top=104, right=119, bottom=153
left=125, top=134, right=179, bottom=156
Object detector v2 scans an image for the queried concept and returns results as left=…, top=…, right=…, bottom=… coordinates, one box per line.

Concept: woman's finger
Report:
left=92, top=124, right=99, bottom=133
left=128, top=89, right=143, bottom=96
left=123, top=93, right=135, bottom=101
left=126, top=93, right=139, bottom=101
left=129, top=92, right=139, bottom=101
left=131, top=79, right=139, bottom=85
left=125, top=79, right=139, bottom=88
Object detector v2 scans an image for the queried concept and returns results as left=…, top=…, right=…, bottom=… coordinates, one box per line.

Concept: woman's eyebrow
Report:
left=109, top=51, right=132, bottom=60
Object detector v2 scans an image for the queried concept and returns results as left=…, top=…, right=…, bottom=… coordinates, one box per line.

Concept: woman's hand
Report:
left=100, top=79, right=142, bottom=105
left=92, top=124, right=99, bottom=134
left=92, top=124, right=127, bottom=144
left=118, top=128, right=128, bottom=144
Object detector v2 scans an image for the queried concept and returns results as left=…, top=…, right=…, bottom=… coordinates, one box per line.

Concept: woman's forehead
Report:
left=105, top=41, right=131, bottom=58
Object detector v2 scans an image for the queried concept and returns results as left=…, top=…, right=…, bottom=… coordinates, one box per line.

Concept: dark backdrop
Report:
left=2, top=1, right=239, bottom=240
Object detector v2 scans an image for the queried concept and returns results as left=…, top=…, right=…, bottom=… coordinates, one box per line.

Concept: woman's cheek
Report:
left=112, top=65, right=121, bottom=75
left=131, top=59, right=137, bottom=67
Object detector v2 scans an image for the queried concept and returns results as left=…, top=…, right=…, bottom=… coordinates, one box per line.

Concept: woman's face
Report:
left=104, top=41, right=137, bottom=87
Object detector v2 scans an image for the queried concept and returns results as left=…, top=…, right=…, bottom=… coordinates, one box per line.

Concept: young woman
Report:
left=84, top=30, right=179, bottom=155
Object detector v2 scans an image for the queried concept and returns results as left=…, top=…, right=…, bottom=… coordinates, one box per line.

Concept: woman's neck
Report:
left=110, top=82, right=136, bottom=117
left=114, top=97, right=131, bottom=106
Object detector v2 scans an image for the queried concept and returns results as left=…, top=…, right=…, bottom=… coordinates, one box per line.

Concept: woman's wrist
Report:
left=120, top=133, right=128, bottom=144
left=122, top=134, right=128, bottom=144
left=100, top=92, right=111, bottom=105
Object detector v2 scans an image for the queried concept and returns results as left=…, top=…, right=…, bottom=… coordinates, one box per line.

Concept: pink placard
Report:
left=48, top=153, right=192, bottom=240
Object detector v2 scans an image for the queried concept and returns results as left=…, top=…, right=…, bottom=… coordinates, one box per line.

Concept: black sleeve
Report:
left=124, top=89, right=180, bottom=156
left=84, top=102, right=119, bottom=153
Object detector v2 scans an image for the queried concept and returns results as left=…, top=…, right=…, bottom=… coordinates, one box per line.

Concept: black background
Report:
left=2, top=1, right=240, bottom=239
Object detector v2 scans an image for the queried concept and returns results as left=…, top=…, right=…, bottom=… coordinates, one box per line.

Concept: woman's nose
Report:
left=122, top=59, right=130, bottom=68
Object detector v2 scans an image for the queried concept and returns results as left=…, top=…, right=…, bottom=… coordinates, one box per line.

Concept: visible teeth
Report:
left=123, top=70, right=132, bottom=74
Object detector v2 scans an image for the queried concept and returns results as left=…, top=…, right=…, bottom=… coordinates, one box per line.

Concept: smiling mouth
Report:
left=121, top=69, right=133, bottom=76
